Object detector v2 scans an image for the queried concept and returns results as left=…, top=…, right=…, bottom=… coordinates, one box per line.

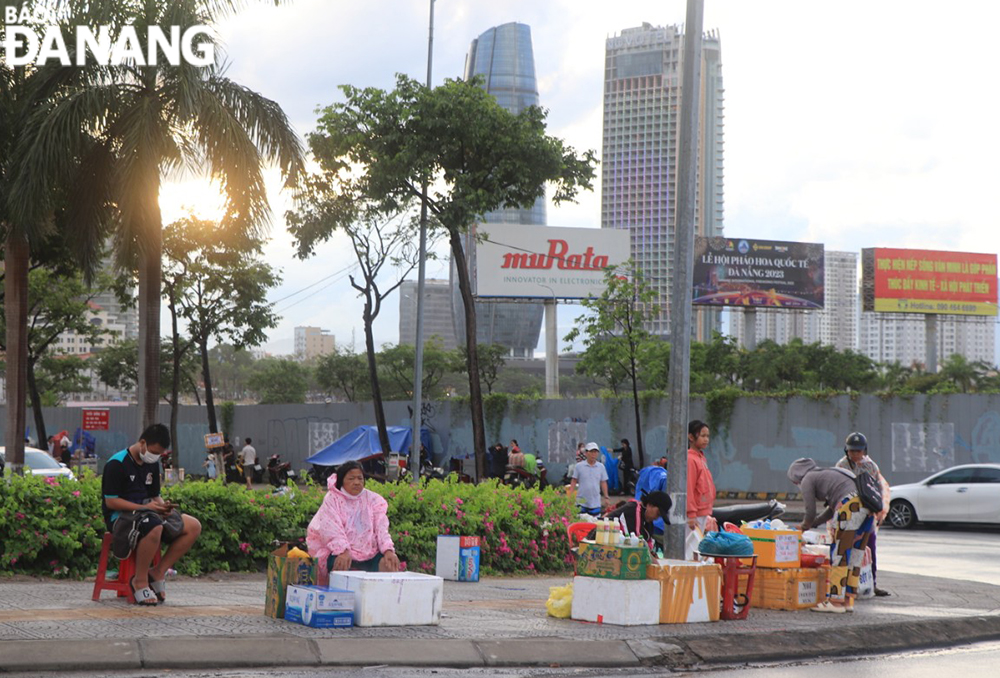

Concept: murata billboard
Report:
left=474, top=224, right=630, bottom=299
left=861, top=248, right=998, bottom=316
left=692, top=237, right=825, bottom=308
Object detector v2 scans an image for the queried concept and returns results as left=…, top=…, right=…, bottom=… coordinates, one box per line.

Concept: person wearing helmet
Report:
left=788, top=457, right=874, bottom=613
left=835, top=432, right=891, bottom=597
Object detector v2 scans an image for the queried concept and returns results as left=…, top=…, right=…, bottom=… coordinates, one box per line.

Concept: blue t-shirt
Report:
left=101, top=449, right=161, bottom=530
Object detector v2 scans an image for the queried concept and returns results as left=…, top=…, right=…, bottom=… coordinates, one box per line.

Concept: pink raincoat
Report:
left=306, top=474, right=395, bottom=582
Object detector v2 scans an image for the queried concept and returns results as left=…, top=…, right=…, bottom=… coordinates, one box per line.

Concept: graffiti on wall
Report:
left=548, top=420, right=587, bottom=465
left=970, top=411, right=1000, bottom=464
left=308, top=421, right=340, bottom=454
left=891, top=422, right=954, bottom=473
left=267, top=417, right=342, bottom=465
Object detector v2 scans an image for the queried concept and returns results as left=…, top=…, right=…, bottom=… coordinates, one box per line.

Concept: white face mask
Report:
left=140, top=446, right=161, bottom=464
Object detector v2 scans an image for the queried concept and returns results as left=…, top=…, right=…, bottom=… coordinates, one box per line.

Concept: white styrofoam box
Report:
left=328, top=571, right=444, bottom=627
left=284, top=585, right=355, bottom=628
left=649, top=558, right=720, bottom=624
left=570, top=576, right=661, bottom=626
left=435, top=536, right=480, bottom=582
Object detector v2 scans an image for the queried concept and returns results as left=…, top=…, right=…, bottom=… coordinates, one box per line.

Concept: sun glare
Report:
left=159, top=177, right=227, bottom=224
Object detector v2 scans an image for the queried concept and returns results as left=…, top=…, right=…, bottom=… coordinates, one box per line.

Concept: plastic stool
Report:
left=712, top=554, right=757, bottom=620
left=92, top=532, right=160, bottom=603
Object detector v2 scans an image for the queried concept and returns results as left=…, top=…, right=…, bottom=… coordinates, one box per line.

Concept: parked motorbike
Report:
left=267, top=454, right=292, bottom=488
left=503, top=464, right=542, bottom=489
left=712, top=499, right=786, bottom=528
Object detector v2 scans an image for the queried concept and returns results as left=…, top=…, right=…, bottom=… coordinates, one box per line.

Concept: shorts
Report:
left=577, top=505, right=602, bottom=517
left=326, top=552, right=384, bottom=573
left=244, top=465, right=255, bottom=479
left=111, top=512, right=179, bottom=559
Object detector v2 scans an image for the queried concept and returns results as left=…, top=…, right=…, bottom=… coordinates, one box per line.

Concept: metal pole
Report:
left=925, top=314, right=938, bottom=373
left=410, top=0, right=435, bottom=485
left=541, top=285, right=559, bottom=398
left=665, top=0, right=704, bottom=560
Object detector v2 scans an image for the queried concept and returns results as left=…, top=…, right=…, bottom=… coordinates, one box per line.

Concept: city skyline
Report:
left=150, top=1, right=1000, bottom=362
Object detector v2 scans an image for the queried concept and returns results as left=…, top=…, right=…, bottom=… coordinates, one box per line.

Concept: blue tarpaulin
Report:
left=305, top=426, right=431, bottom=466
left=601, top=447, right=620, bottom=492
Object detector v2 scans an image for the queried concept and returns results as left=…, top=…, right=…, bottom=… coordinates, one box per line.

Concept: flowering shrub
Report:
left=0, top=473, right=574, bottom=577
left=368, top=478, right=576, bottom=575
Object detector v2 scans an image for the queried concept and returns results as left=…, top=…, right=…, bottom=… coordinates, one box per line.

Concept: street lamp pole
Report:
left=666, top=0, right=704, bottom=559
left=410, top=0, right=435, bottom=484
left=539, top=284, right=559, bottom=398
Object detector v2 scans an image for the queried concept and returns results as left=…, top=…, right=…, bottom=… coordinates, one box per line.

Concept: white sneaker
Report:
left=811, top=601, right=846, bottom=614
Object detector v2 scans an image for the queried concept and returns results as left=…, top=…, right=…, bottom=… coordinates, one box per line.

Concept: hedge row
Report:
left=0, top=473, right=576, bottom=578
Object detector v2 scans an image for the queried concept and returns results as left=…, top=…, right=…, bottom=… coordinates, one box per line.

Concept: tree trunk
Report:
left=5, top=234, right=29, bottom=472
left=27, top=358, right=47, bottom=449
left=630, top=358, right=646, bottom=468
left=170, top=299, right=182, bottom=468
left=449, top=228, right=486, bottom=481
left=137, top=187, right=163, bottom=433
left=201, top=336, right=218, bottom=433
left=363, top=299, right=391, bottom=454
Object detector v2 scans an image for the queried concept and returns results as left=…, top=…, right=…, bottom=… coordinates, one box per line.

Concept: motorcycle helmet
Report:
left=844, top=432, right=867, bottom=453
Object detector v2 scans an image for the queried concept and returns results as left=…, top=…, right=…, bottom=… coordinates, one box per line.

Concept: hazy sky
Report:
left=159, top=0, right=1000, bottom=356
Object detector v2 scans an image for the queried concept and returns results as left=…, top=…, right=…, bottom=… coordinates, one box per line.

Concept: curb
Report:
left=0, top=637, right=644, bottom=672
left=677, top=615, right=1000, bottom=665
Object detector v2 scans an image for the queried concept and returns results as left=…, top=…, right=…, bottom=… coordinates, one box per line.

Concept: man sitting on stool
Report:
left=102, top=424, right=202, bottom=606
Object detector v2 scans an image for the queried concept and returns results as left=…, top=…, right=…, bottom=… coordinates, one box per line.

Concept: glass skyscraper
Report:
left=451, top=22, right=545, bottom=358
left=601, top=23, right=725, bottom=339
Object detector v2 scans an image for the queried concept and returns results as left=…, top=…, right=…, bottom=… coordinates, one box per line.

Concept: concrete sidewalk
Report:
left=2, top=568, right=1000, bottom=672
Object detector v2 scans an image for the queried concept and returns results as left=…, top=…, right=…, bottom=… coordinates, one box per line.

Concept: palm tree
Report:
left=13, top=1, right=305, bottom=439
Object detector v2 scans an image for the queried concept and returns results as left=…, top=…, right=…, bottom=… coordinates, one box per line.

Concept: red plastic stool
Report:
left=712, top=554, right=757, bottom=620
left=92, top=532, right=161, bottom=603
left=567, top=522, right=597, bottom=546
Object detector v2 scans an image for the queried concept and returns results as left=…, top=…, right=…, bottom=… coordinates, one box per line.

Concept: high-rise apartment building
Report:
left=294, top=326, right=335, bottom=361
left=451, top=22, right=545, bottom=358
left=399, top=279, right=459, bottom=351
left=602, top=23, right=725, bottom=339
left=859, top=312, right=995, bottom=367
left=731, top=251, right=860, bottom=352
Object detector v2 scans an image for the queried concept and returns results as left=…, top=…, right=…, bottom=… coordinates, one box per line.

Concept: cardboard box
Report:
left=264, top=545, right=317, bottom=619
left=646, top=559, right=722, bottom=623
left=570, top=575, right=661, bottom=626
left=575, top=542, right=650, bottom=580
left=329, top=571, right=443, bottom=626
left=284, top=585, right=355, bottom=628
left=436, top=536, right=480, bottom=582
left=744, top=566, right=829, bottom=610
left=740, top=527, right=800, bottom=568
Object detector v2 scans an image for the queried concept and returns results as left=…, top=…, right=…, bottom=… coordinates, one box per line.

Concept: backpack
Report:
left=834, top=467, right=884, bottom=513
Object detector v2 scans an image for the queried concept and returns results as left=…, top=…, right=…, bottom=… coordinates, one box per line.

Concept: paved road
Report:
left=878, top=525, right=1000, bottom=587
left=9, top=641, right=1000, bottom=677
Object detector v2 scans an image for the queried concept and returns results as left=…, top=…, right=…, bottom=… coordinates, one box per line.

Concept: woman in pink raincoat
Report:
left=307, top=461, right=401, bottom=583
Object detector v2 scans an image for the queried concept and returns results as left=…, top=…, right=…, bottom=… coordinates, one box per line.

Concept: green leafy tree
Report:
left=939, top=353, right=988, bottom=393
left=290, top=73, right=596, bottom=478
left=288, top=195, right=420, bottom=452
left=315, top=348, right=370, bottom=403
left=565, top=261, right=657, bottom=467
left=378, top=340, right=462, bottom=402
left=95, top=339, right=200, bottom=405
left=877, top=360, right=912, bottom=391
left=462, top=343, right=508, bottom=395
left=247, top=358, right=310, bottom=404
left=163, top=217, right=280, bottom=437
left=207, top=344, right=255, bottom=401
left=33, top=354, right=91, bottom=407
left=13, top=1, right=305, bottom=435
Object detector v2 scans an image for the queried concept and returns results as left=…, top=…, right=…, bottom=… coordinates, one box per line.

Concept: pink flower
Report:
left=72, top=491, right=81, bottom=497
left=455, top=498, right=464, bottom=505
left=239, top=542, right=251, bottom=553
left=15, top=512, right=24, bottom=520
left=456, top=510, right=465, bottom=520
left=44, top=476, right=58, bottom=486
left=44, top=498, right=52, bottom=503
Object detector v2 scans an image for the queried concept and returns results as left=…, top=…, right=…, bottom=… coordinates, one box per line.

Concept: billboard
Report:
left=692, top=237, right=825, bottom=308
left=474, top=224, right=630, bottom=299
left=861, top=248, right=998, bottom=316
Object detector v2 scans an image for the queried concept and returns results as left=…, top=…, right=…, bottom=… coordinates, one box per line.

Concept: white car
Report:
left=0, top=446, right=77, bottom=480
left=888, top=463, right=1000, bottom=528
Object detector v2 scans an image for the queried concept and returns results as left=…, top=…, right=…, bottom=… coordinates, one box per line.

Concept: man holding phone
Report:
left=102, top=424, right=202, bottom=606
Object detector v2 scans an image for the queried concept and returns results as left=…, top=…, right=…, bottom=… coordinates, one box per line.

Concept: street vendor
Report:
left=306, top=460, right=401, bottom=583
left=605, top=491, right=672, bottom=552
